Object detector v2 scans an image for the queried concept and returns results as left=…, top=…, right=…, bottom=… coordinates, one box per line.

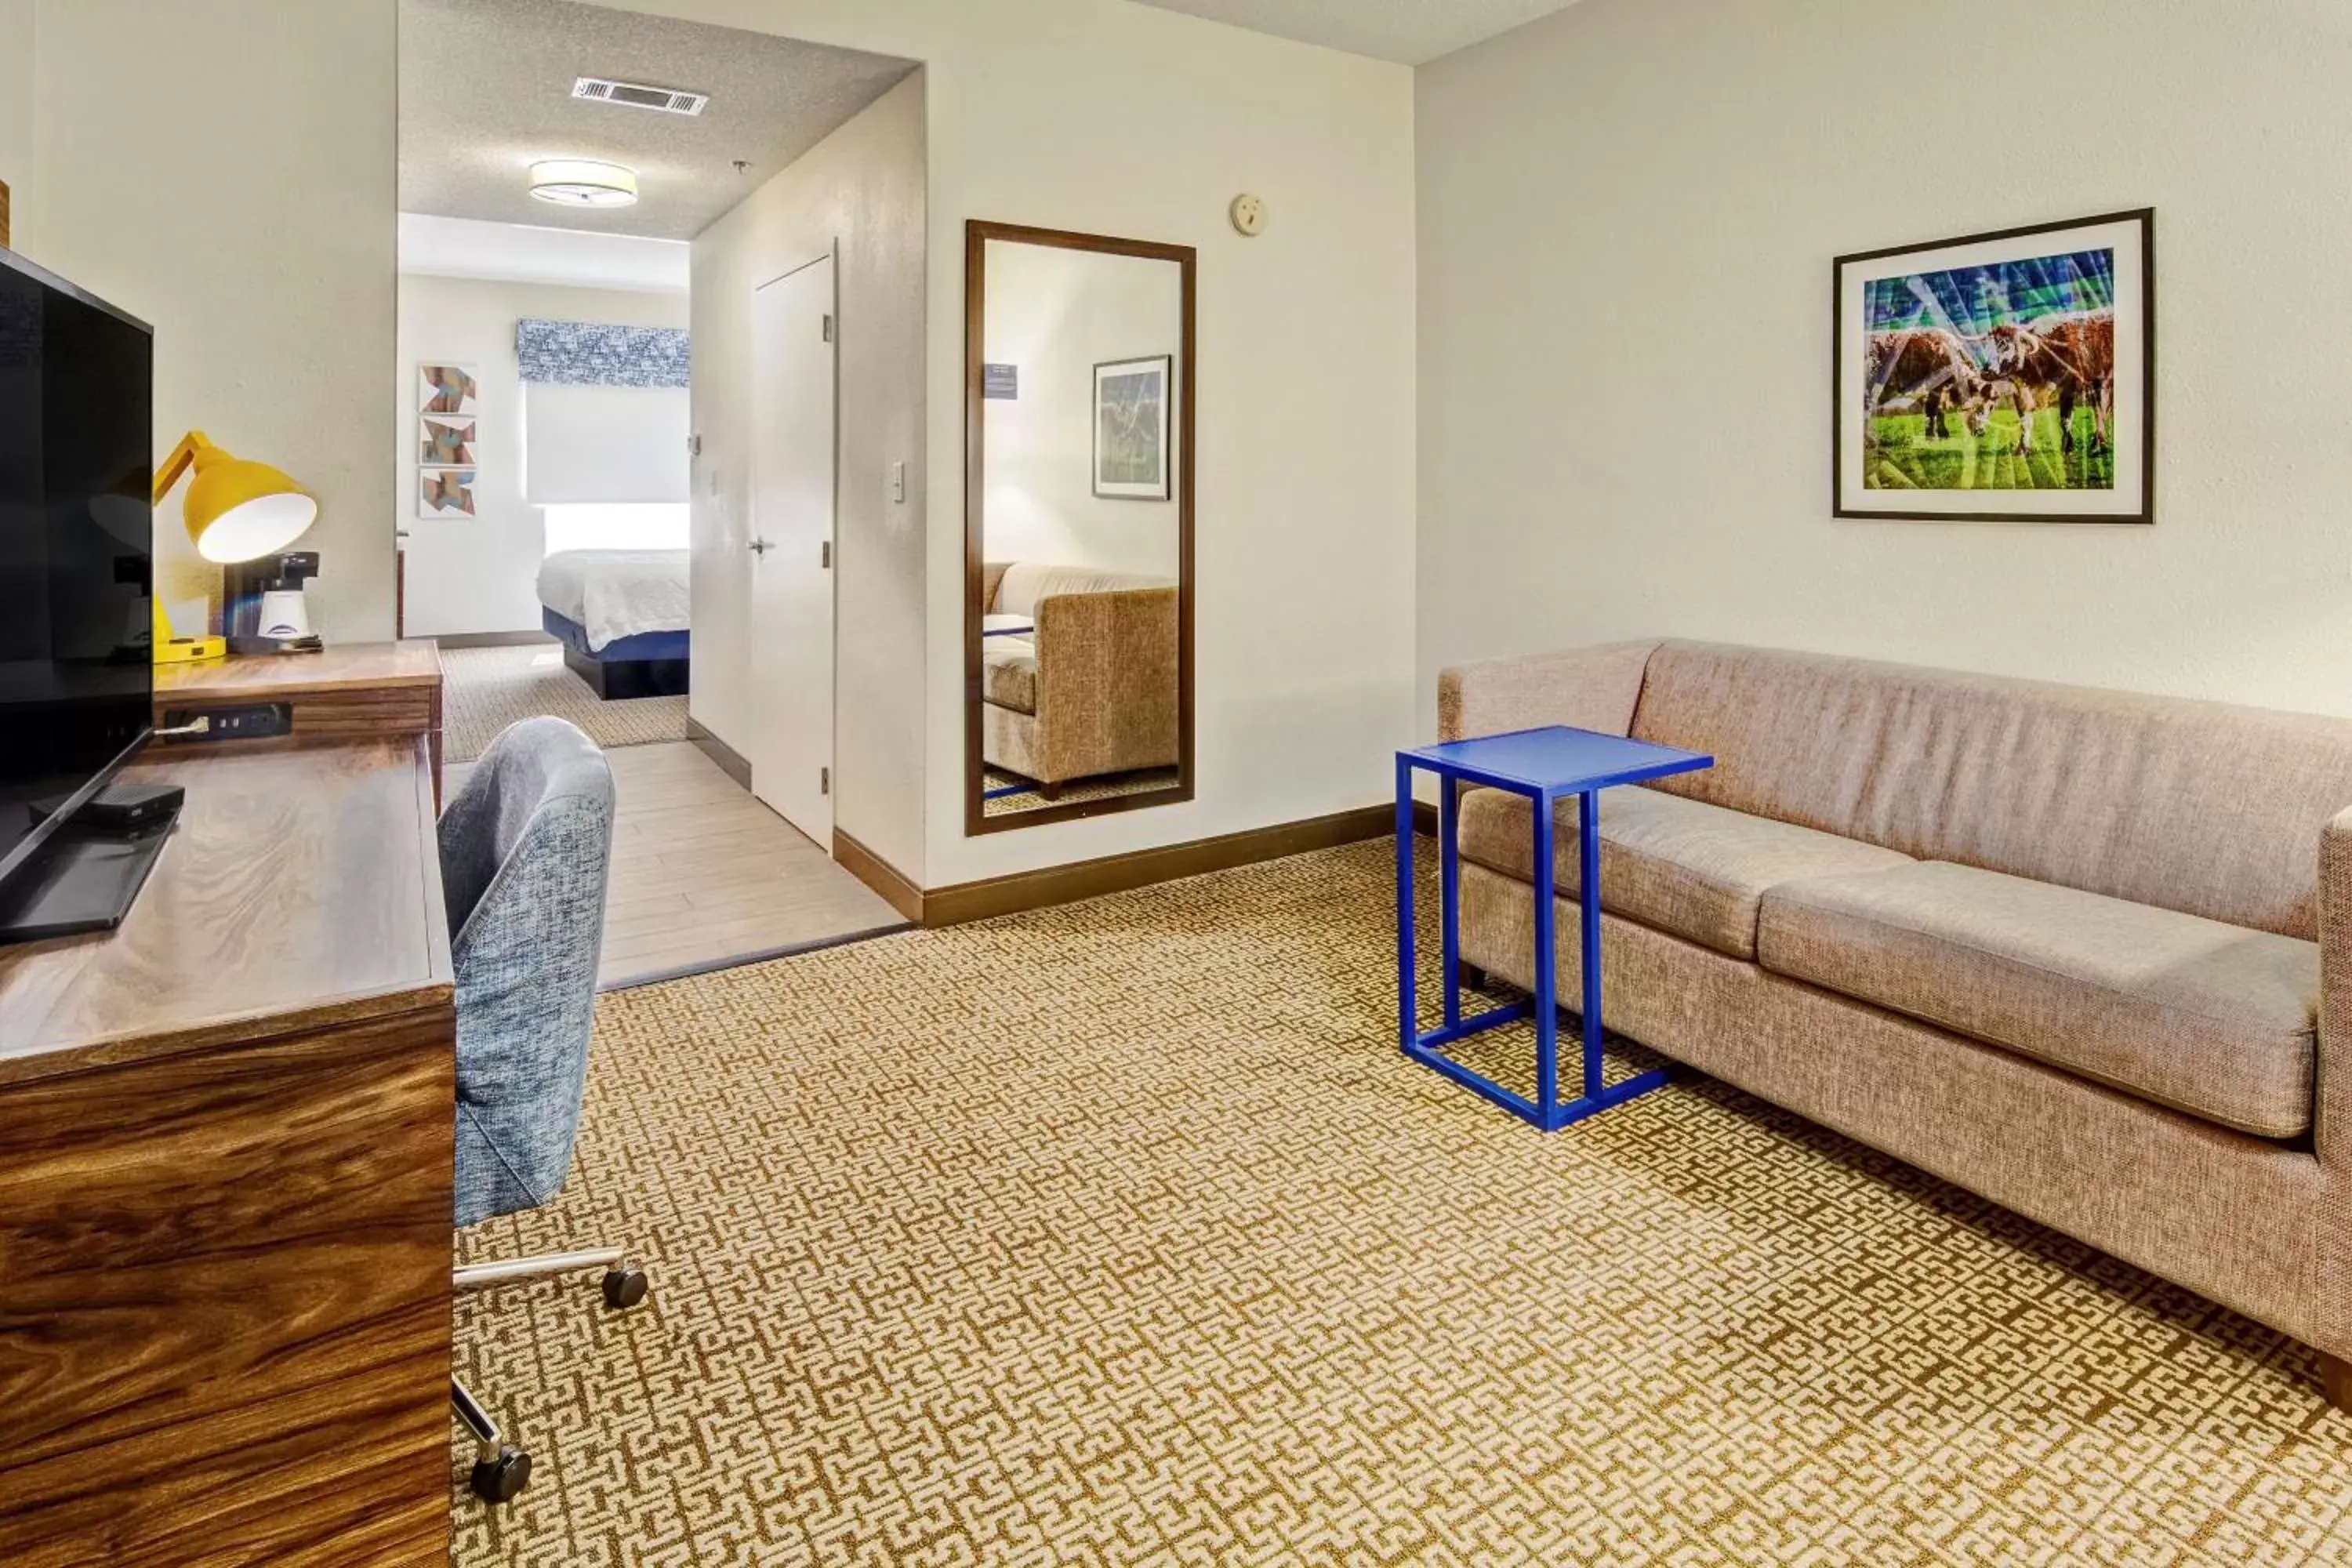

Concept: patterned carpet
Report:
left=441, top=644, right=688, bottom=763
left=984, top=764, right=1184, bottom=816
left=452, top=839, right=2352, bottom=1566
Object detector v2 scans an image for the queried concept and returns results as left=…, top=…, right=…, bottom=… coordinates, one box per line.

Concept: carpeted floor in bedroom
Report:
left=440, top=643, right=688, bottom=763
left=452, top=838, right=2352, bottom=1566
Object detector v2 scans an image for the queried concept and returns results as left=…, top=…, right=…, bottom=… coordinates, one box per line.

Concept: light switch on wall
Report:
left=891, top=460, right=906, bottom=503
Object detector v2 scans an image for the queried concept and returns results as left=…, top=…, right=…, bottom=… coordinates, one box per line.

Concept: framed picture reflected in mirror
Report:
left=1093, top=354, right=1172, bottom=500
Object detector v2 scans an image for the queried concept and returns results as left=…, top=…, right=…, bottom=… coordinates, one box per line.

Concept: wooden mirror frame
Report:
left=964, top=220, right=1197, bottom=836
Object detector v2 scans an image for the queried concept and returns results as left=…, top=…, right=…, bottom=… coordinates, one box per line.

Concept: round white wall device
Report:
left=1229, top=194, right=1268, bottom=237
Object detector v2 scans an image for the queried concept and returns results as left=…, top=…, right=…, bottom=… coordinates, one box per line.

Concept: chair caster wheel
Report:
left=602, top=1267, right=649, bottom=1309
left=470, top=1445, right=531, bottom=1504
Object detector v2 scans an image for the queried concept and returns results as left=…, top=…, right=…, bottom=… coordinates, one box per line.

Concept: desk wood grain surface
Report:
left=0, top=739, right=456, bottom=1566
left=152, top=642, right=446, bottom=804
left=151, top=639, right=442, bottom=702
left=0, top=741, right=452, bottom=1080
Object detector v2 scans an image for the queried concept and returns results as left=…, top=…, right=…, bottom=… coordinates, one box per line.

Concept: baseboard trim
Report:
left=432, top=630, right=556, bottom=649
left=924, top=803, right=1396, bottom=927
left=1412, top=799, right=1436, bottom=836
left=687, top=719, right=753, bottom=791
left=836, top=804, right=1401, bottom=929
left=833, top=829, right=925, bottom=924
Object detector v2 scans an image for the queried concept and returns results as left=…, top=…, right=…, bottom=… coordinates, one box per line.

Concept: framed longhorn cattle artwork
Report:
left=1835, top=209, right=2154, bottom=523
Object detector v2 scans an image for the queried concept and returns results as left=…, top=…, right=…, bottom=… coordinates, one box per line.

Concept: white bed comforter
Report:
left=536, top=550, right=690, bottom=652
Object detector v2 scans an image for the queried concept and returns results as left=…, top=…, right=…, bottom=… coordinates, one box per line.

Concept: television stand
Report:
left=0, top=792, right=180, bottom=944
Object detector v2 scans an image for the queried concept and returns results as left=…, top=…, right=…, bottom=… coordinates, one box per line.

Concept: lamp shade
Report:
left=158, top=432, right=318, bottom=563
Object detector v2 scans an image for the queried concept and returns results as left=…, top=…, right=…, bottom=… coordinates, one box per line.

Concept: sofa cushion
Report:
left=1457, top=786, right=1915, bottom=960
left=1628, top=641, right=2352, bottom=940
left=1758, top=861, right=2320, bottom=1138
left=981, top=644, right=1038, bottom=714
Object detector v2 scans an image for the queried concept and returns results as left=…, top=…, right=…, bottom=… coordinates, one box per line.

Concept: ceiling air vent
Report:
left=572, top=77, right=710, bottom=116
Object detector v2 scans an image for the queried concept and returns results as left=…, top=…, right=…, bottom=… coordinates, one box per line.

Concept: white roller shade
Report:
left=522, top=382, right=690, bottom=505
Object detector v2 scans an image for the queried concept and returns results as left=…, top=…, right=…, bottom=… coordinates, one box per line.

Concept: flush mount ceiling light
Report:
left=528, top=158, right=638, bottom=208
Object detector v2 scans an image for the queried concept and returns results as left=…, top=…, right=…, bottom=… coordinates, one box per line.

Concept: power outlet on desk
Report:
left=160, top=702, right=293, bottom=743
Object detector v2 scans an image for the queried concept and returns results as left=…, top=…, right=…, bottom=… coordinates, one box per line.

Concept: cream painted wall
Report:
left=394, top=273, right=688, bottom=637
left=618, top=0, right=1418, bottom=888
left=0, top=0, right=395, bottom=641
left=693, top=73, right=929, bottom=880
left=982, top=240, right=1184, bottom=581
left=0, top=6, right=30, bottom=198
left=1417, top=0, right=2352, bottom=724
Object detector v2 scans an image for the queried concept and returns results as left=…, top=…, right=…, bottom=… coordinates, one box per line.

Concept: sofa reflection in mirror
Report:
left=980, top=561, right=1178, bottom=808
left=966, top=220, right=1195, bottom=829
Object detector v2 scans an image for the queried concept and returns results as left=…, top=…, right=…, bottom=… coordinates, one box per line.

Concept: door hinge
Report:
left=688, top=433, right=702, bottom=456
left=819, top=540, right=832, bottom=569
left=819, top=766, right=831, bottom=796
left=822, top=314, right=834, bottom=343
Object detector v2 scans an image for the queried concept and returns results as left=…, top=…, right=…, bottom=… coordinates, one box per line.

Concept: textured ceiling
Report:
left=399, top=0, right=916, bottom=241
left=399, top=213, right=690, bottom=294
left=1127, top=0, right=1582, bottom=64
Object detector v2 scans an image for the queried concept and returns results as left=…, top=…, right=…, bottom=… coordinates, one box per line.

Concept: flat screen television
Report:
left=0, top=247, right=156, bottom=913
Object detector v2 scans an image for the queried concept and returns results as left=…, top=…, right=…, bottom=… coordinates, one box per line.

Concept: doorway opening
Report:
left=397, top=0, right=920, bottom=985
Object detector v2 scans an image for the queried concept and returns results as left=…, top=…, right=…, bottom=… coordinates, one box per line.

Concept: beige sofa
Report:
left=982, top=561, right=1178, bottom=796
left=1439, top=638, right=2352, bottom=1405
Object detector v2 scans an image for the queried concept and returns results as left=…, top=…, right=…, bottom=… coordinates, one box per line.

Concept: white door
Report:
left=748, top=254, right=837, bottom=844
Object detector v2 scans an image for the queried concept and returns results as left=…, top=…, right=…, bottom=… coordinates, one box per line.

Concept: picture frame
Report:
left=1833, top=209, right=2154, bottom=524
left=418, top=466, right=477, bottom=520
left=1092, top=354, right=1173, bottom=501
left=420, top=413, right=477, bottom=467
left=419, top=361, right=481, bottom=418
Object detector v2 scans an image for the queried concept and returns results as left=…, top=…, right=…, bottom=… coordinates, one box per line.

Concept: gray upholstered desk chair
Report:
left=439, top=717, right=647, bottom=1504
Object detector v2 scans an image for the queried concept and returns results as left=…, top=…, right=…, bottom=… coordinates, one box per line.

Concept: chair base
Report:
left=455, top=1245, right=627, bottom=1294
left=451, top=1245, right=649, bottom=1504
left=452, top=1374, right=531, bottom=1501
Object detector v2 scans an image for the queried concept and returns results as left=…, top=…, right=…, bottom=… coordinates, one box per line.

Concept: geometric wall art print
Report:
left=420, top=413, right=478, bottom=467
left=419, top=362, right=481, bottom=418
left=418, top=466, right=479, bottom=521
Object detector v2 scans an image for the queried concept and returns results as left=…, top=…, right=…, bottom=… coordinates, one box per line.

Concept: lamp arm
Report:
left=152, top=430, right=212, bottom=506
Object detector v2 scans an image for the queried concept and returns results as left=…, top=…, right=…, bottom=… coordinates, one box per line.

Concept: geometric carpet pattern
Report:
left=440, top=643, right=688, bottom=763
left=452, top=840, right=2352, bottom=1566
left=982, top=764, right=1184, bottom=817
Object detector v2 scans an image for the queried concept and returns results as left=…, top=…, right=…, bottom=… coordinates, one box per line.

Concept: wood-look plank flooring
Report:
left=444, top=742, right=906, bottom=989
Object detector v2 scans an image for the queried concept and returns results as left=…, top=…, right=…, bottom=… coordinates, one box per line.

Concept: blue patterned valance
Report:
left=516, top=318, right=690, bottom=388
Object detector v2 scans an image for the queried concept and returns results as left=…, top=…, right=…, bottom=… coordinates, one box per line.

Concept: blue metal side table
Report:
left=1396, top=725, right=1714, bottom=1131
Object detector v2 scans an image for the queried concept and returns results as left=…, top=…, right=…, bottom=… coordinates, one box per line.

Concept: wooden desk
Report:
left=0, top=741, right=455, bottom=1566
left=154, top=641, right=445, bottom=800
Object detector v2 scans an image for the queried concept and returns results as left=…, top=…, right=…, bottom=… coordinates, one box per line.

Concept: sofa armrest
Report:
left=2321, top=806, right=2352, bottom=1168
left=1031, top=586, right=1180, bottom=782
left=1437, top=640, right=1662, bottom=742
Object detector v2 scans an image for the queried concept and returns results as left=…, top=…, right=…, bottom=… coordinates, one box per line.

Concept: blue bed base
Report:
left=543, top=609, right=690, bottom=700
left=541, top=608, right=691, bottom=665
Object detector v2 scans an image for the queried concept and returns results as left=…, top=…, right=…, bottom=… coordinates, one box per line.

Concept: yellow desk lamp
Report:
left=150, top=431, right=318, bottom=664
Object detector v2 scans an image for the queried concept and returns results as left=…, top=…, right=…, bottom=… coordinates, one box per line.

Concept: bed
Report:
left=535, top=549, right=691, bottom=700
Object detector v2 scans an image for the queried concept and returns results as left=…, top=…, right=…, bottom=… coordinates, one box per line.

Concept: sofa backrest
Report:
left=1628, top=641, right=2352, bottom=940
left=993, top=561, right=1174, bottom=618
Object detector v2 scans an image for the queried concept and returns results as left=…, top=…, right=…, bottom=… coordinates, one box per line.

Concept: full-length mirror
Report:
left=964, top=221, right=1195, bottom=833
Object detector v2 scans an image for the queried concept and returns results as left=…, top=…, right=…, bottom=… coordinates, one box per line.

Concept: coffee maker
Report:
left=223, top=550, right=323, bottom=655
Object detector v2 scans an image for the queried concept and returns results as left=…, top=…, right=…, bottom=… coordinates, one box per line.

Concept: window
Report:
left=521, top=381, right=691, bottom=506
left=543, top=503, right=690, bottom=554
